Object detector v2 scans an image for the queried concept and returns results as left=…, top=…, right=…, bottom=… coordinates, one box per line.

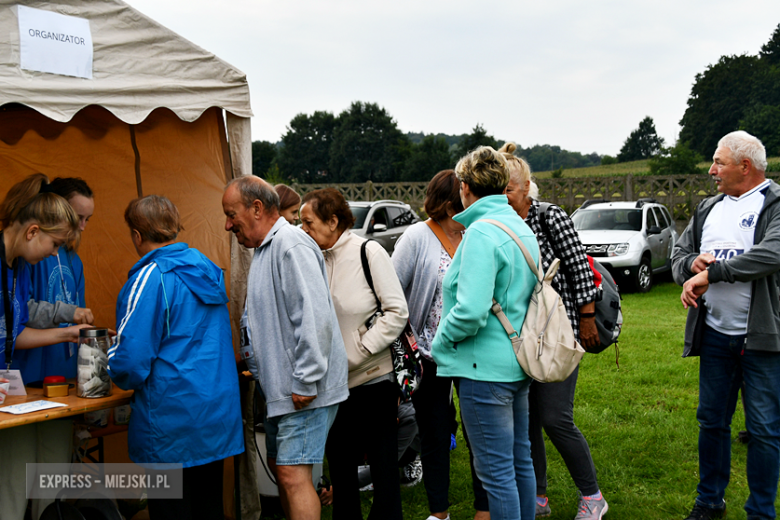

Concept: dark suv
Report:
left=348, top=200, right=421, bottom=254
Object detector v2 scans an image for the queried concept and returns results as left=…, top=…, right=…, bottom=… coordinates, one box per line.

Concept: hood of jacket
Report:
left=129, top=243, right=227, bottom=305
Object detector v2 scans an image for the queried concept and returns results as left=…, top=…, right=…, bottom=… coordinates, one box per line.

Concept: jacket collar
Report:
left=453, top=195, right=512, bottom=228
left=257, top=216, right=289, bottom=250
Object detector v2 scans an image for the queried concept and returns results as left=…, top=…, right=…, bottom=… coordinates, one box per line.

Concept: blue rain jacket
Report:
left=16, top=250, right=84, bottom=381
left=108, top=243, right=244, bottom=467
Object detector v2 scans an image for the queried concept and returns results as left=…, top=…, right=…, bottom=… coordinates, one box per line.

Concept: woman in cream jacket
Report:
left=301, top=188, right=408, bottom=520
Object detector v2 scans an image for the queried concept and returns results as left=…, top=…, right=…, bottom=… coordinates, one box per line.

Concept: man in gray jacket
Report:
left=673, top=131, right=780, bottom=520
left=223, top=176, right=348, bottom=520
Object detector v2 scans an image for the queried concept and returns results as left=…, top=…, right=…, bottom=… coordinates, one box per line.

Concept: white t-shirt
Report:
left=701, top=180, right=770, bottom=334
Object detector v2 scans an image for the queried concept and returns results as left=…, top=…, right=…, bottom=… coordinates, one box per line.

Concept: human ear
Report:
left=25, top=224, right=40, bottom=241
left=328, top=215, right=339, bottom=231
left=252, top=200, right=264, bottom=218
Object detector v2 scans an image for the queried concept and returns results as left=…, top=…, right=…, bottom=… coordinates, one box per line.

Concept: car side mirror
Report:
left=647, top=225, right=662, bottom=235
left=370, top=223, right=387, bottom=233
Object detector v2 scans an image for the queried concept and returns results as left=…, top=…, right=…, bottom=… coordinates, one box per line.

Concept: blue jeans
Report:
left=697, top=325, right=780, bottom=520
left=458, top=378, right=535, bottom=520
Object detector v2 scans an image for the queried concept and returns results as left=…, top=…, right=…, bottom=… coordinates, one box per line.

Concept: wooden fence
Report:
left=293, top=173, right=780, bottom=231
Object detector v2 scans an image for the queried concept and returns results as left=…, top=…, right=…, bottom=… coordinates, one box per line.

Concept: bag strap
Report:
left=478, top=219, right=543, bottom=282
left=426, top=219, right=457, bottom=259
left=359, top=240, right=382, bottom=313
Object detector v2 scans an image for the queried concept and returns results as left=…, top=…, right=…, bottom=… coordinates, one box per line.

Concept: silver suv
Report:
left=348, top=200, right=421, bottom=254
left=571, top=198, right=678, bottom=292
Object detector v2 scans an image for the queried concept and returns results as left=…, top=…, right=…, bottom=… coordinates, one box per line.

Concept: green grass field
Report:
left=323, top=281, right=771, bottom=520
left=534, top=158, right=780, bottom=179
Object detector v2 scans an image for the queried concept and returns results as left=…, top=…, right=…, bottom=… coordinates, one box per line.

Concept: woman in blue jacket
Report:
left=431, top=147, right=539, bottom=520
left=107, top=195, right=243, bottom=520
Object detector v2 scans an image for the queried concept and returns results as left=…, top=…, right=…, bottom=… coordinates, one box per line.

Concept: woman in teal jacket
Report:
left=107, top=195, right=243, bottom=520
left=432, top=146, right=539, bottom=520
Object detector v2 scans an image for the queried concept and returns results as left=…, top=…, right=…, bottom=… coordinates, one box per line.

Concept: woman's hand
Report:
left=0, top=377, right=9, bottom=397
left=60, top=324, right=94, bottom=343
left=72, top=307, right=94, bottom=325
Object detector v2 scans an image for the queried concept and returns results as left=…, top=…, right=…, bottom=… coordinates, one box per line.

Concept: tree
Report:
left=329, top=102, right=409, bottom=183
left=454, top=124, right=498, bottom=160
left=601, top=155, right=618, bottom=165
left=251, top=141, right=277, bottom=178
left=760, top=23, right=780, bottom=67
left=740, top=104, right=780, bottom=158
left=678, top=54, right=764, bottom=159
left=402, top=135, right=453, bottom=181
left=648, top=141, right=704, bottom=175
left=618, top=116, right=665, bottom=162
left=277, top=111, right=337, bottom=183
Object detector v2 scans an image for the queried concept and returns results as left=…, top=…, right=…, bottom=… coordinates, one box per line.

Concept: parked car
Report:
left=348, top=200, right=421, bottom=254
left=571, top=198, right=678, bottom=292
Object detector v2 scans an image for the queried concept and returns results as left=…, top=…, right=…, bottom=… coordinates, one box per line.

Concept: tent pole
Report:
left=129, top=124, right=143, bottom=197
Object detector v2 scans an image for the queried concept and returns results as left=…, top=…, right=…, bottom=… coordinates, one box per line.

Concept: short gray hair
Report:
left=528, top=180, right=539, bottom=201
left=718, top=131, right=767, bottom=172
left=225, top=176, right=279, bottom=213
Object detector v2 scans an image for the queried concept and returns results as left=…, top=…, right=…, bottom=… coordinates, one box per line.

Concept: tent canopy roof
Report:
left=0, top=0, right=252, bottom=124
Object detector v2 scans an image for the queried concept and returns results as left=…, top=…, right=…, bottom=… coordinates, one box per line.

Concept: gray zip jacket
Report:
left=672, top=179, right=780, bottom=356
left=246, top=217, right=349, bottom=418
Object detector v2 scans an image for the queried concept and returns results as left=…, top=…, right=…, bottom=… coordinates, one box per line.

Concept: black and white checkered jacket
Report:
left=525, top=200, right=596, bottom=340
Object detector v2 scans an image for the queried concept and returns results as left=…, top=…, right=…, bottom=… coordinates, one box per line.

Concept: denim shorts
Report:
left=264, top=404, right=339, bottom=465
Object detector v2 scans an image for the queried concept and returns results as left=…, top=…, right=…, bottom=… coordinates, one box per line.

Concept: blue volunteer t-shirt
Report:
left=14, top=249, right=85, bottom=381
left=1, top=260, right=30, bottom=373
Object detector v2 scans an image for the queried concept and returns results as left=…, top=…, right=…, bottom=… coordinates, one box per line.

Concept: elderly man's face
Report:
left=709, top=146, right=747, bottom=197
left=222, top=185, right=263, bottom=248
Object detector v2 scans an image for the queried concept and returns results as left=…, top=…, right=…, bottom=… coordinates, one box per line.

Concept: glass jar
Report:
left=77, top=327, right=112, bottom=398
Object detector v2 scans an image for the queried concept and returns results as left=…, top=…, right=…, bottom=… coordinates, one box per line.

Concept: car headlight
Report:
left=607, top=243, right=629, bottom=256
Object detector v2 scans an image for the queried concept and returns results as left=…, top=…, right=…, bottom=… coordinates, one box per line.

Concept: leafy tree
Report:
left=618, top=116, right=665, bottom=162
left=251, top=141, right=278, bottom=178
left=550, top=166, right=564, bottom=179
left=454, top=124, right=498, bottom=160
left=648, top=141, right=704, bottom=175
left=760, top=23, right=780, bottom=67
left=277, top=111, right=337, bottom=183
left=740, top=104, right=780, bottom=158
left=678, top=54, right=764, bottom=159
left=329, top=102, right=410, bottom=183
left=601, top=155, right=618, bottom=165
left=402, top=135, right=453, bottom=182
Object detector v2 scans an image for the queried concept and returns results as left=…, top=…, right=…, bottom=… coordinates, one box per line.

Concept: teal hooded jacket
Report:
left=432, top=195, right=539, bottom=382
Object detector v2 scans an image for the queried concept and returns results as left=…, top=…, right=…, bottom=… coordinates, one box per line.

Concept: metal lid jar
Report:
left=77, top=327, right=112, bottom=398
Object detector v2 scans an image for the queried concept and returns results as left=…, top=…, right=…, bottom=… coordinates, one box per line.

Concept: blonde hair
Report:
left=455, top=146, right=510, bottom=197
left=0, top=173, right=79, bottom=241
left=498, top=142, right=532, bottom=187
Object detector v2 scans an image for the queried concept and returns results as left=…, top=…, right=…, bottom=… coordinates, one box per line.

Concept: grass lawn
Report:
left=533, top=157, right=780, bottom=179
left=322, top=280, right=771, bottom=520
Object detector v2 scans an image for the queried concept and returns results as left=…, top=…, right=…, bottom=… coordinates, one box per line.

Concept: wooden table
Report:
left=0, top=381, right=132, bottom=430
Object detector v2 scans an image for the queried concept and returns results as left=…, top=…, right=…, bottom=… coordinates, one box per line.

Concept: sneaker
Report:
left=535, top=496, right=551, bottom=517
left=400, top=455, right=423, bottom=487
left=574, top=493, right=608, bottom=520
left=683, top=502, right=726, bottom=520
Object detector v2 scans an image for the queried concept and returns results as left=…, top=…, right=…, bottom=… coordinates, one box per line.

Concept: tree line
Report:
left=252, top=102, right=602, bottom=183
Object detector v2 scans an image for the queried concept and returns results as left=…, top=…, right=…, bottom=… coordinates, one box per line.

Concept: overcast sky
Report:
left=129, top=0, right=780, bottom=157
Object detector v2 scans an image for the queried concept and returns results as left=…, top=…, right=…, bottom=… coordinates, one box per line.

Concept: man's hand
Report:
left=61, top=324, right=94, bottom=343
left=72, top=307, right=94, bottom=325
left=681, top=270, right=710, bottom=309
left=579, top=317, right=600, bottom=351
left=292, top=393, right=316, bottom=410
left=691, top=253, right=716, bottom=274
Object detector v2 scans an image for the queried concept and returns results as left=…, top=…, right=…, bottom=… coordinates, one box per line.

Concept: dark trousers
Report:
left=453, top=377, right=489, bottom=512
left=528, top=366, right=599, bottom=496
left=326, top=379, right=402, bottom=520
left=147, top=459, right=224, bottom=520
left=412, top=358, right=452, bottom=513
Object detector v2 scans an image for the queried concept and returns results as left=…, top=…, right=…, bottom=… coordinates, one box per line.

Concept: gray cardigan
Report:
left=672, top=179, right=780, bottom=356
left=392, top=221, right=441, bottom=357
left=246, top=217, right=349, bottom=418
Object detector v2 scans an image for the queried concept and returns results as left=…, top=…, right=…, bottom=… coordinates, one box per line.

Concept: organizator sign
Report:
left=17, top=5, right=93, bottom=79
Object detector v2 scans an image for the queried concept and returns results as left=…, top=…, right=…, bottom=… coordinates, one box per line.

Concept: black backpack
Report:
left=537, top=202, right=623, bottom=353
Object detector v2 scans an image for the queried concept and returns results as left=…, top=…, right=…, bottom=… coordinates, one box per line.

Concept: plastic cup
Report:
left=0, top=382, right=9, bottom=405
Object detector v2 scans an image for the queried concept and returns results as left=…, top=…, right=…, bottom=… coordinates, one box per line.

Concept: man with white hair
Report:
left=673, top=131, right=780, bottom=520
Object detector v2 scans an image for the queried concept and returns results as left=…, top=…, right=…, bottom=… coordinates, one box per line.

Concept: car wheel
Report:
left=634, top=257, right=653, bottom=293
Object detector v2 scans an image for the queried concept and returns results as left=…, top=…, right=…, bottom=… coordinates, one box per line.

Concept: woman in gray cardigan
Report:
left=393, top=170, right=480, bottom=520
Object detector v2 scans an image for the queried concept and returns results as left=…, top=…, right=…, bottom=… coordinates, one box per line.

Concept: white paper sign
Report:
left=2, top=369, right=26, bottom=396
left=17, top=5, right=93, bottom=79
left=0, top=400, right=67, bottom=415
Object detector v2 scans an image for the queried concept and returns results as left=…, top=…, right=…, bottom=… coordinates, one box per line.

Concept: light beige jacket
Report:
left=323, top=231, right=409, bottom=388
